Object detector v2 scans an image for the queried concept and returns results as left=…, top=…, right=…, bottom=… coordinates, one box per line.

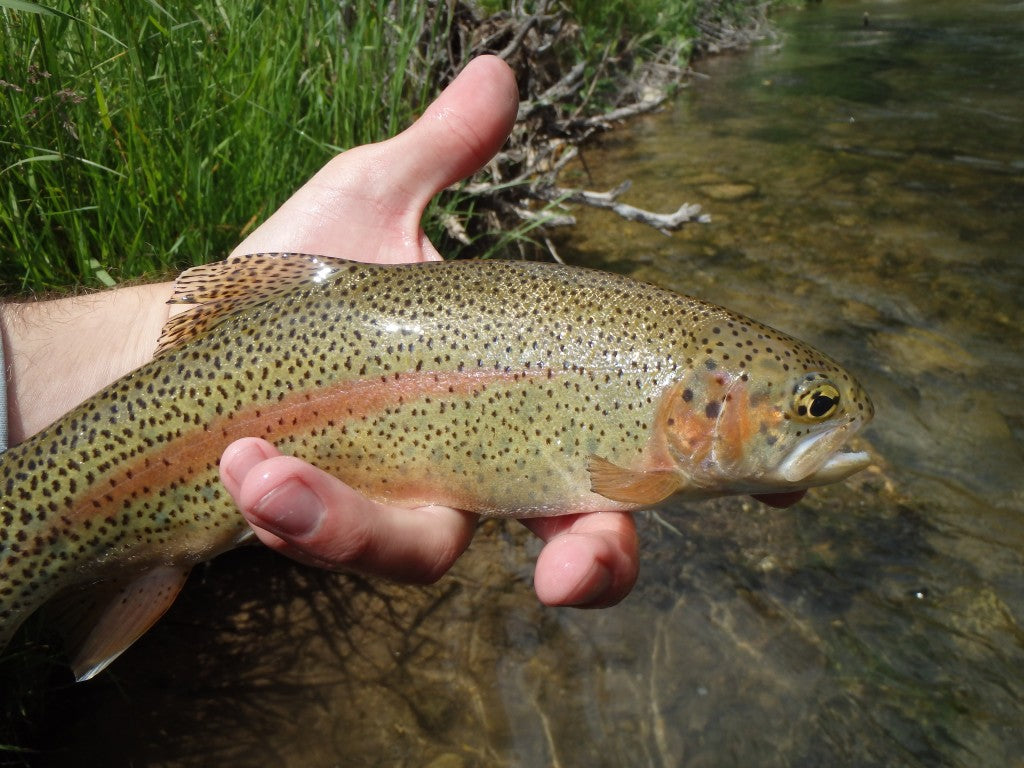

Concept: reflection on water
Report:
left=18, top=1, right=1024, bottom=765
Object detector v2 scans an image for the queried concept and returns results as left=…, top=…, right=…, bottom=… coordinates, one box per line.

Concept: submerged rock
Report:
left=700, top=182, right=759, bottom=201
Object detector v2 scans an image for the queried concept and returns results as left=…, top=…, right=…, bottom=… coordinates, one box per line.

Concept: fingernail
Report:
left=252, top=478, right=325, bottom=538
left=221, top=442, right=269, bottom=488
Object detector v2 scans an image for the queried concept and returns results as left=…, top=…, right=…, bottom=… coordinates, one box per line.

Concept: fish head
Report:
left=755, top=368, right=873, bottom=489
left=662, top=334, right=874, bottom=496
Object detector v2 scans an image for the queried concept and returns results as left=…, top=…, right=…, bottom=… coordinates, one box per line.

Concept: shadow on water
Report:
left=6, top=0, right=1024, bottom=765
left=19, top=481, right=1019, bottom=767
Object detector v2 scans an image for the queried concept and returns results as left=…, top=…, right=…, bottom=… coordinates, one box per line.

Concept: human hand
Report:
left=217, top=56, right=639, bottom=607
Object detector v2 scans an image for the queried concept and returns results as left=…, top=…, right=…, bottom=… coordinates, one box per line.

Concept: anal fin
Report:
left=51, top=566, right=191, bottom=682
left=587, top=455, right=681, bottom=506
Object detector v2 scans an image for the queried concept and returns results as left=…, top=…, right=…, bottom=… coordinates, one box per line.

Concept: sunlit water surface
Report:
left=27, top=1, right=1023, bottom=765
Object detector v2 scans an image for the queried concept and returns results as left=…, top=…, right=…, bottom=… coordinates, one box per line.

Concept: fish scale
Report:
left=0, top=254, right=873, bottom=679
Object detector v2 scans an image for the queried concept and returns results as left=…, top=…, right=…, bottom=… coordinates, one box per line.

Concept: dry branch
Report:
left=533, top=183, right=710, bottom=235
left=410, top=1, right=776, bottom=257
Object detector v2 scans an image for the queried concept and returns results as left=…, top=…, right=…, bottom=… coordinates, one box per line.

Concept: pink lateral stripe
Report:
left=69, top=367, right=548, bottom=521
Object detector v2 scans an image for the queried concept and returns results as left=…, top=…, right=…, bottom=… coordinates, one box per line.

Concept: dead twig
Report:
left=568, top=92, right=669, bottom=130
left=517, top=61, right=586, bottom=122
left=415, top=0, right=778, bottom=255
left=533, top=183, right=709, bottom=235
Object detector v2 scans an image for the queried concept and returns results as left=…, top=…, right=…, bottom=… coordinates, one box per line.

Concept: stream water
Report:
left=24, top=1, right=1024, bottom=765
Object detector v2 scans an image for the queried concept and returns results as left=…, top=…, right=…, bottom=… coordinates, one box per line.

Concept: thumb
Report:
left=232, top=55, right=518, bottom=260
left=380, top=55, right=519, bottom=211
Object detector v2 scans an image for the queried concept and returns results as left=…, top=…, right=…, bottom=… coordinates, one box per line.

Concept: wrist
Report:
left=0, top=281, right=174, bottom=444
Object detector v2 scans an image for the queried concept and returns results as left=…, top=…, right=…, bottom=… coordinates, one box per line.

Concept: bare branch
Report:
left=533, top=184, right=710, bottom=234
left=517, top=62, right=586, bottom=121
left=569, top=93, right=668, bottom=130
left=419, top=0, right=776, bottom=254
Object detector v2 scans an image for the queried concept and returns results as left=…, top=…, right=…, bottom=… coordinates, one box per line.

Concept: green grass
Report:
left=0, top=0, right=800, bottom=295
left=0, top=0, right=450, bottom=293
left=492, top=0, right=800, bottom=112
left=569, top=0, right=699, bottom=53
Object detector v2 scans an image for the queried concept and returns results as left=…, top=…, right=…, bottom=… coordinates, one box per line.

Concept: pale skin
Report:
left=1, top=56, right=800, bottom=609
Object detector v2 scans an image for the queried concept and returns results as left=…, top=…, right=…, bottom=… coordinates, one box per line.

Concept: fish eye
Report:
left=792, top=379, right=841, bottom=421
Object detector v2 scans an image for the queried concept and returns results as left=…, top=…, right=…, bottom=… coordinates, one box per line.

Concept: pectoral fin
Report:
left=51, top=565, right=191, bottom=682
left=587, top=455, right=681, bottom=505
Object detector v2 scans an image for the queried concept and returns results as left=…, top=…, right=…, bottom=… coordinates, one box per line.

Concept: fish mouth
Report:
left=773, top=425, right=871, bottom=487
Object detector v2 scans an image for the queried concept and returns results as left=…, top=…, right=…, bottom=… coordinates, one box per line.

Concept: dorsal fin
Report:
left=155, top=252, right=346, bottom=356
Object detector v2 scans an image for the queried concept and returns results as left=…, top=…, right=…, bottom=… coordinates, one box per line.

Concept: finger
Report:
left=522, top=512, right=638, bottom=609
left=220, top=438, right=477, bottom=582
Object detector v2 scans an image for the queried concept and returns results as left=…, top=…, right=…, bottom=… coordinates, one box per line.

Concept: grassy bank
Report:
left=1, top=0, right=452, bottom=292
left=2, top=0, right=797, bottom=295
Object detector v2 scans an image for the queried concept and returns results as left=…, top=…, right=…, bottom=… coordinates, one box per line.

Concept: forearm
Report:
left=0, top=281, right=175, bottom=444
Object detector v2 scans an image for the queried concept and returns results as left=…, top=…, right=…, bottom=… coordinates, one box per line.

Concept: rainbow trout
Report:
left=0, top=254, right=873, bottom=679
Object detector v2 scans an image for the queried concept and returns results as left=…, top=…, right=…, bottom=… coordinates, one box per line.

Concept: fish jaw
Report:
left=806, top=448, right=872, bottom=485
left=771, top=423, right=872, bottom=487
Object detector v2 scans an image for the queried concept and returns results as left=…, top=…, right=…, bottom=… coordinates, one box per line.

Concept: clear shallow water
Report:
left=23, top=1, right=1024, bottom=765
